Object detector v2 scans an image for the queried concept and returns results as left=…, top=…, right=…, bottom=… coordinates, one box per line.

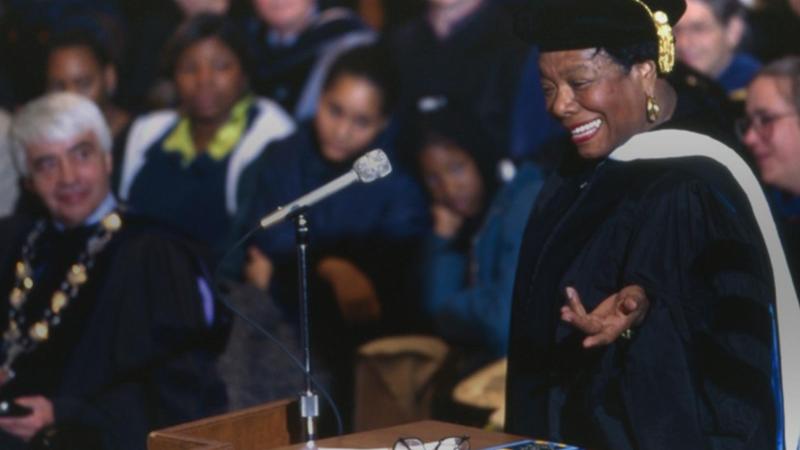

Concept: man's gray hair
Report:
left=10, top=92, right=112, bottom=177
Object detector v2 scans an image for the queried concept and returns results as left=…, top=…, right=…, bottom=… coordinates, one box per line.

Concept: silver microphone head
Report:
left=353, top=149, right=392, bottom=183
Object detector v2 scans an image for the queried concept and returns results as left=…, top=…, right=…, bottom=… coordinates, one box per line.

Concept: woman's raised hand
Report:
left=560, top=285, right=649, bottom=348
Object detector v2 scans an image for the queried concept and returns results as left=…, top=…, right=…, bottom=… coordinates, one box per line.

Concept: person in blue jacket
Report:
left=235, top=42, right=429, bottom=346
left=414, top=108, right=544, bottom=366
left=232, top=44, right=429, bottom=425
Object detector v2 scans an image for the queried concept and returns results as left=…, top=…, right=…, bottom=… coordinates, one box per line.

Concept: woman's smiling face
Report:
left=174, top=37, right=247, bottom=125
left=539, top=48, right=655, bottom=160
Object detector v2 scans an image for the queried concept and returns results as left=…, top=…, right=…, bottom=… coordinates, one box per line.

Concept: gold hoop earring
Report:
left=646, top=95, right=661, bottom=123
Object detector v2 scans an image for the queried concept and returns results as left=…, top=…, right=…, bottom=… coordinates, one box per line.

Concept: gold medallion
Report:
left=30, top=321, right=49, bottom=342
left=9, top=288, right=24, bottom=308
left=14, top=261, right=28, bottom=279
left=3, top=213, right=123, bottom=380
left=51, top=291, right=68, bottom=314
left=101, top=212, right=122, bottom=232
left=68, top=264, right=88, bottom=286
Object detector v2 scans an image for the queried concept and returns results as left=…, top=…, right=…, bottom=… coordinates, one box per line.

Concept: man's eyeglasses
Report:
left=393, top=436, right=470, bottom=450
left=735, top=111, right=799, bottom=141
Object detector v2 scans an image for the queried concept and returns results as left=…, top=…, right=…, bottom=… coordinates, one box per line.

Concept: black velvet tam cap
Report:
left=514, top=0, right=686, bottom=52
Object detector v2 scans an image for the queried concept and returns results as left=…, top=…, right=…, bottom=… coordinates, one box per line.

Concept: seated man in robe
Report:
left=0, top=92, right=225, bottom=450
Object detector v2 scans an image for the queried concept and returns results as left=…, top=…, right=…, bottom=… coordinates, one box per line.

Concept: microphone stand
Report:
left=294, top=212, right=319, bottom=445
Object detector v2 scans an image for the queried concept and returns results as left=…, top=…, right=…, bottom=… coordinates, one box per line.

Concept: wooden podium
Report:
left=148, top=399, right=301, bottom=450
left=148, top=400, right=522, bottom=450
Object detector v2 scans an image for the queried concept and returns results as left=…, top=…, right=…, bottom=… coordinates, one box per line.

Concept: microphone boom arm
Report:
left=259, top=171, right=359, bottom=229
left=257, top=149, right=391, bottom=230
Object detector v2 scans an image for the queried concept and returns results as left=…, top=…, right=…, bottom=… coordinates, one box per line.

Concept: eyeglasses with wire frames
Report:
left=735, top=111, right=799, bottom=141
left=393, top=435, right=470, bottom=450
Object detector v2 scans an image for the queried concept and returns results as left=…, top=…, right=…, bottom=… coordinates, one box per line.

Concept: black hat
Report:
left=515, top=0, right=686, bottom=72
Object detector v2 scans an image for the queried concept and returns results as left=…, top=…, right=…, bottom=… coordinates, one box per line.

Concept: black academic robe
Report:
left=505, top=147, right=777, bottom=449
left=0, top=213, right=226, bottom=450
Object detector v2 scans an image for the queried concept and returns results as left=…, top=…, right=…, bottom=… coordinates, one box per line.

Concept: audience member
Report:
left=1, top=2, right=124, bottom=107
left=675, top=0, right=760, bottom=103
left=45, top=29, right=131, bottom=138
left=117, top=0, right=238, bottom=112
left=246, top=0, right=375, bottom=120
left=414, top=108, right=543, bottom=370
left=0, top=92, right=225, bottom=450
left=238, top=44, right=428, bottom=327
left=234, top=44, right=429, bottom=422
left=740, top=56, right=800, bottom=284
left=115, top=13, right=294, bottom=259
left=388, top=0, right=529, bottom=158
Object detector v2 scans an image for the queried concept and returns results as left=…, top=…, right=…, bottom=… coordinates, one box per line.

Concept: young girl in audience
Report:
left=414, top=108, right=543, bottom=370
left=233, top=43, right=429, bottom=426
left=237, top=44, right=428, bottom=327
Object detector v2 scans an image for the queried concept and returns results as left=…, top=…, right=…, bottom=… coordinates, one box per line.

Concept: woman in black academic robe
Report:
left=505, top=1, right=796, bottom=449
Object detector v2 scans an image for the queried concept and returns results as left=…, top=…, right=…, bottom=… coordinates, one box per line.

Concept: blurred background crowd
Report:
left=2, top=0, right=800, bottom=442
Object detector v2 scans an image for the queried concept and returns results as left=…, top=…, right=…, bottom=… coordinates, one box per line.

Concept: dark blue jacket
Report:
left=421, top=163, right=543, bottom=357
left=235, top=121, right=430, bottom=331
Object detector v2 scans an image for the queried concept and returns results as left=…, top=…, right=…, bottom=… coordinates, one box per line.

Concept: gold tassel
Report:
left=632, top=0, right=676, bottom=74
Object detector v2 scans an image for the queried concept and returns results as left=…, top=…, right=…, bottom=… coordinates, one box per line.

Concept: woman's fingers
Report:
left=563, top=286, right=604, bottom=335
left=582, top=292, right=626, bottom=348
left=565, top=286, right=588, bottom=316
left=563, top=285, right=650, bottom=348
left=619, top=286, right=649, bottom=325
left=583, top=332, right=614, bottom=348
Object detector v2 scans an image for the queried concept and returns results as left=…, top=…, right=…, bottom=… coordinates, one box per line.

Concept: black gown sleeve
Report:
left=51, top=231, right=226, bottom=450
left=616, top=174, right=776, bottom=450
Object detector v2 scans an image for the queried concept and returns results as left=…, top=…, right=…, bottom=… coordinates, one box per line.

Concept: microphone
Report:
left=258, top=149, right=392, bottom=229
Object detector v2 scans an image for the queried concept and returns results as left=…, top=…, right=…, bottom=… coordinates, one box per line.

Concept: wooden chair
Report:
left=452, top=358, right=507, bottom=430
left=353, top=335, right=450, bottom=432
